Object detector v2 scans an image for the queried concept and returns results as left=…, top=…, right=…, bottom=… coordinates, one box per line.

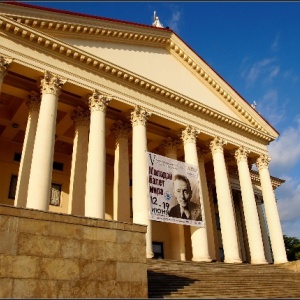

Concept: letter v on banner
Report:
left=149, top=152, right=156, bottom=166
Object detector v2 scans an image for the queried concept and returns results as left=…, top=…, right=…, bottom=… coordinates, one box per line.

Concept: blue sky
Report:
left=22, top=1, right=300, bottom=239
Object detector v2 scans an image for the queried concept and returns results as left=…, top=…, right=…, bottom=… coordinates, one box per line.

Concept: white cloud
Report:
left=268, top=117, right=300, bottom=171
left=271, top=34, right=280, bottom=52
left=275, top=176, right=300, bottom=238
left=244, top=58, right=275, bottom=86
left=167, top=10, right=181, bottom=33
left=256, top=89, right=286, bottom=126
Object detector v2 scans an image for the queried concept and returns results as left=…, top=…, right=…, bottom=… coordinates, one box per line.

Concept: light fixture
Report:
left=12, top=123, right=19, bottom=128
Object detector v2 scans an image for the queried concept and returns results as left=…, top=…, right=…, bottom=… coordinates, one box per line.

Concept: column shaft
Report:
left=85, top=90, right=111, bottom=219
left=15, top=91, right=40, bottom=207
left=111, top=121, right=131, bottom=223
left=235, top=147, right=267, bottom=264
left=68, top=107, right=89, bottom=216
left=198, top=151, right=216, bottom=261
left=27, top=71, right=66, bottom=210
left=257, top=201, right=273, bottom=263
left=182, top=126, right=211, bottom=262
left=256, top=155, right=287, bottom=264
left=131, top=106, right=153, bottom=258
left=210, top=137, right=242, bottom=263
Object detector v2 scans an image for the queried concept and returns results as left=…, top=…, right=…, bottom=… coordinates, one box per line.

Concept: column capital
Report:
left=196, top=147, right=209, bottom=162
left=235, top=146, right=250, bottom=164
left=256, top=154, right=271, bottom=171
left=110, top=120, right=131, bottom=139
left=160, top=137, right=181, bottom=156
left=88, top=89, right=112, bottom=112
left=209, top=136, right=227, bottom=154
left=181, top=125, right=199, bottom=145
left=26, top=90, right=41, bottom=112
left=130, top=105, right=151, bottom=127
left=0, top=56, right=13, bottom=78
left=40, top=70, right=66, bottom=97
left=70, top=106, right=90, bottom=127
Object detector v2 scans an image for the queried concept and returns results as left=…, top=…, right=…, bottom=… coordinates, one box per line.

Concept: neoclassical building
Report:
left=0, top=2, right=288, bottom=264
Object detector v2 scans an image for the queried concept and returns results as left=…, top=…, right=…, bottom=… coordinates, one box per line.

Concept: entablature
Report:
left=0, top=13, right=276, bottom=146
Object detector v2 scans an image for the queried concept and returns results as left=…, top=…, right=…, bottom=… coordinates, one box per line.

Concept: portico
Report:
left=0, top=2, right=287, bottom=265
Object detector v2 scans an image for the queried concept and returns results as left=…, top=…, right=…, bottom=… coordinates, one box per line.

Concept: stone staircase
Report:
left=147, top=259, right=300, bottom=298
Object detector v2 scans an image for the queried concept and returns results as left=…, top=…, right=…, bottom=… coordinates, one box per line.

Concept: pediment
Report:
left=0, top=2, right=279, bottom=142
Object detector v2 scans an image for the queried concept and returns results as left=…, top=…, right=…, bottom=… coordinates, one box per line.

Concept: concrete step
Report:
left=147, top=259, right=300, bottom=298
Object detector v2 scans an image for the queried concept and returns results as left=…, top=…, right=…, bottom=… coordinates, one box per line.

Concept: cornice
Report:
left=0, top=14, right=275, bottom=143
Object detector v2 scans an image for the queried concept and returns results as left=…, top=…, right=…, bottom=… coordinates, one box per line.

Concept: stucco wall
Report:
left=0, top=205, right=147, bottom=298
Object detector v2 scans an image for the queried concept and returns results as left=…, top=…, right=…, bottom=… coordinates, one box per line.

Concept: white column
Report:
left=110, top=120, right=131, bottom=223
left=235, top=147, right=267, bottom=264
left=210, top=137, right=242, bottom=263
left=161, top=137, right=186, bottom=261
left=197, top=147, right=216, bottom=261
left=256, top=197, right=273, bottom=263
left=26, top=71, right=66, bottom=210
left=131, top=105, right=153, bottom=258
left=85, top=90, right=111, bottom=219
left=68, top=106, right=90, bottom=216
left=182, top=125, right=211, bottom=262
left=15, top=91, right=41, bottom=207
left=0, top=56, right=13, bottom=92
left=256, top=154, right=288, bottom=264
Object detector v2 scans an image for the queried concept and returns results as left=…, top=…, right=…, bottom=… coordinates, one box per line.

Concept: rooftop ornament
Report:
left=152, top=11, right=164, bottom=28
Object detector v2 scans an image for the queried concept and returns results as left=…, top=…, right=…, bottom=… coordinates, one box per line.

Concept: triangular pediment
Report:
left=0, top=2, right=279, bottom=142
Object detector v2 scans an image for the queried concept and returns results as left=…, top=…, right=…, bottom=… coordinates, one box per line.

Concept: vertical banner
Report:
left=147, top=151, right=204, bottom=227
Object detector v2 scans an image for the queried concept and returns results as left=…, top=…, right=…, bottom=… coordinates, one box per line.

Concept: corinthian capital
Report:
left=209, top=136, right=227, bottom=154
left=40, top=70, right=66, bottom=97
left=0, top=56, right=13, bottom=79
left=130, top=105, right=151, bottom=127
left=26, top=90, right=41, bottom=112
left=235, top=146, right=250, bottom=164
left=256, top=154, right=271, bottom=170
left=181, top=125, right=199, bottom=145
left=160, top=137, right=181, bottom=156
left=110, top=120, right=131, bottom=139
left=88, top=89, right=112, bottom=112
left=70, top=106, right=90, bottom=127
left=197, top=147, right=209, bottom=162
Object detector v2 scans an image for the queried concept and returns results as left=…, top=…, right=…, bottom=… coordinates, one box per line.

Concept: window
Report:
left=14, top=153, right=21, bottom=162
left=50, top=183, right=62, bottom=206
left=8, top=175, right=18, bottom=199
left=53, top=161, right=64, bottom=171
left=152, top=242, right=164, bottom=259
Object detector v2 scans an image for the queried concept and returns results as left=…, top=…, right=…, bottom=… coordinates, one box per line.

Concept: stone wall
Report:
left=0, top=205, right=147, bottom=298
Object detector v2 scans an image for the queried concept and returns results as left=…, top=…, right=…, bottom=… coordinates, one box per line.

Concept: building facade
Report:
left=0, top=2, right=288, bottom=264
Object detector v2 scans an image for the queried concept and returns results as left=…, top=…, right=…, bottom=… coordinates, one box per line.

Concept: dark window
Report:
left=53, top=161, right=64, bottom=171
left=8, top=175, right=18, bottom=199
left=14, top=153, right=21, bottom=162
left=152, top=242, right=164, bottom=259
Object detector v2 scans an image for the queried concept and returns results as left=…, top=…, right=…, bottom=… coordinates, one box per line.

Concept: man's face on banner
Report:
left=174, top=179, right=191, bottom=208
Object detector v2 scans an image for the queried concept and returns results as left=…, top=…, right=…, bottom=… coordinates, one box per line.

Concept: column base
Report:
left=224, top=258, right=243, bottom=264
left=192, top=257, right=212, bottom=262
left=273, top=258, right=288, bottom=264
left=146, top=252, right=154, bottom=259
left=251, top=260, right=269, bottom=265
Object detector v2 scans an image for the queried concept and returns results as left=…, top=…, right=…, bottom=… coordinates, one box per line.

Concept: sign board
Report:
left=147, top=152, right=205, bottom=227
